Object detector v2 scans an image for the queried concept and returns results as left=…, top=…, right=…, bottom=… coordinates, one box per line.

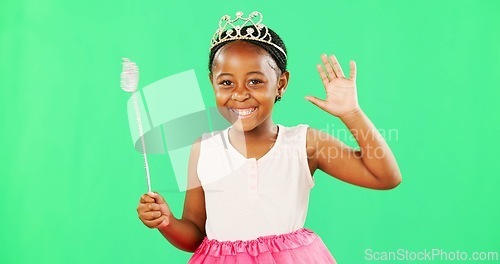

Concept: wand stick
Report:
left=120, top=58, right=152, bottom=192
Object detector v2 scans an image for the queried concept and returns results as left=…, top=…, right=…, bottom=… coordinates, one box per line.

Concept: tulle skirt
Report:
left=187, top=228, right=337, bottom=264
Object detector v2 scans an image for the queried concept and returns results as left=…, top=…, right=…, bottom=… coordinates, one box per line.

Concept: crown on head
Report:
left=210, top=11, right=287, bottom=59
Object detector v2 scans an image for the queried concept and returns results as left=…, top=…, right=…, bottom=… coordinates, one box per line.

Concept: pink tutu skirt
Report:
left=187, top=228, right=337, bottom=264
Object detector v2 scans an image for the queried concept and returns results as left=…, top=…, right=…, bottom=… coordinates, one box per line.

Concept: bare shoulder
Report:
left=305, top=127, right=319, bottom=158
left=182, top=136, right=206, bottom=235
left=305, top=126, right=354, bottom=176
left=187, top=136, right=203, bottom=188
left=305, top=127, right=327, bottom=174
left=305, top=126, right=333, bottom=154
left=191, top=137, right=202, bottom=156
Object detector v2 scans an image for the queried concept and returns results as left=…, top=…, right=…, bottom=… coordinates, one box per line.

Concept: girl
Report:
left=137, top=11, right=401, bottom=263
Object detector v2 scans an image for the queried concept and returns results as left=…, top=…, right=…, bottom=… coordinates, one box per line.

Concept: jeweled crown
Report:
left=210, top=11, right=287, bottom=58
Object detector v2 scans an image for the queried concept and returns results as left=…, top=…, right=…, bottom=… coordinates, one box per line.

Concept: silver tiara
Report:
left=210, top=11, right=287, bottom=59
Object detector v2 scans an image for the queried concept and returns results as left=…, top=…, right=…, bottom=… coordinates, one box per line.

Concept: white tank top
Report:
left=197, top=124, right=315, bottom=241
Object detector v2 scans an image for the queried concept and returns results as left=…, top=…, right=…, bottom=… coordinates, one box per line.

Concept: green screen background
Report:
left=1, top=0, right=499, bottom=263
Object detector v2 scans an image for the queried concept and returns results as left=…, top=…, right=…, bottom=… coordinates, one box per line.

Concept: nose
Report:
left=232, top=92, right=250, bottom=101
left=231, top=85, right=250, bottom=101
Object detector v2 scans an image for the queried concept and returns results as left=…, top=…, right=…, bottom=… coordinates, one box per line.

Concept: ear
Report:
left=277, top=70, right=290, bottom=96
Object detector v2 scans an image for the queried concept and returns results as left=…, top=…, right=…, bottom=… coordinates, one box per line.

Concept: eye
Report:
left=248, top=79, right=263, bottom=85
left=219, top=80, right=233, bottom=86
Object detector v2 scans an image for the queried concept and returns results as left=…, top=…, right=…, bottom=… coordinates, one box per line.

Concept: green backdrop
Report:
left=1, top=0, right=499, bottom=263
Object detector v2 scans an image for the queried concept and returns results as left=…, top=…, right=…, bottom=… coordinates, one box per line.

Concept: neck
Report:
left=229, top=118, right=278, bottom=142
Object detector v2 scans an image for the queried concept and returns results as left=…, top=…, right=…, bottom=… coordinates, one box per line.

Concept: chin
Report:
left=229, top=119, right=258, bottom=132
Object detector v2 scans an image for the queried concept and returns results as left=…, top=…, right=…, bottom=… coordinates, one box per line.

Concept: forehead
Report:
left=212, top=41, right=275, bottom=73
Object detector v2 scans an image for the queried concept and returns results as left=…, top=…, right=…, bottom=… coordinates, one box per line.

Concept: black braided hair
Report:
left=208, top=25, right=288, bottom=80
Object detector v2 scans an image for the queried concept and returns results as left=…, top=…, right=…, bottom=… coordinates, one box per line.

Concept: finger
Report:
left=137, top=203, right=160, bottom=212
left=143, top=215, right=167, bottom=228
left=305, top=96, right=328, bottom=110
left=349, top=60, right=357, bottom=80
left=321, top=54, right=336, bottom=79
left=316, top=64, right=329, bottom=87
left=141, top=210, right=162, bottom=220
left=330, top=54, right=345, bottom=78
left=148, top=192, right=166, bottom=205
left=140, top=194, right=155, bottom=203
left=147, top=203, right=160, bottom=211
left=137, top=203, right=149, bottom=213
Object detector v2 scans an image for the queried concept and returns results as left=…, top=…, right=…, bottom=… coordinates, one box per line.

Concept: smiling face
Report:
left=209, top=40, right=289, bottom=132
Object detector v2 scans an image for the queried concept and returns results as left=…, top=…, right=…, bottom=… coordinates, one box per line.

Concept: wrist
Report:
left=158, top=214, right=178, bottom=232
left=338, top=107, right=363, bottom=122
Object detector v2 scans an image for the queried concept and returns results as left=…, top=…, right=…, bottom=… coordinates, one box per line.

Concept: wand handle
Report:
left=132, top=92, right=152, bottom=192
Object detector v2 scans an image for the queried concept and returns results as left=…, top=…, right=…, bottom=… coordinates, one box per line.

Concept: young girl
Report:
left=137, top=11, right=401, bottom=263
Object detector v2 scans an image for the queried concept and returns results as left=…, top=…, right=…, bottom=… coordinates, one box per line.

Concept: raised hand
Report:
left=305, top=54, right=360, bottom=118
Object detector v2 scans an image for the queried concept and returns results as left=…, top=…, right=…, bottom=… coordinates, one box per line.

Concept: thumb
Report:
left=305, top=96, right=327, bottom=110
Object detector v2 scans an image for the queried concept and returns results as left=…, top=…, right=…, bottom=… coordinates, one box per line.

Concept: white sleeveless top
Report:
left=197, top=124, right=315, bottom=241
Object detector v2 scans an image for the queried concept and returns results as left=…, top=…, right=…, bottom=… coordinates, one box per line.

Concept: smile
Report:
left=230, top=107, right=257, bottom=119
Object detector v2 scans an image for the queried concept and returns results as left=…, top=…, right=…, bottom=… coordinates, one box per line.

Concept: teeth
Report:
left=231, top=108, right=256, bottom=116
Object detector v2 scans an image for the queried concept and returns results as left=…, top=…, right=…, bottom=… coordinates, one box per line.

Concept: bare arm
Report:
left=305, top=53, right=401, bottom=190
left=156, top=138, right=207, bottom=252
left=307, top=110, right=401, bottom=190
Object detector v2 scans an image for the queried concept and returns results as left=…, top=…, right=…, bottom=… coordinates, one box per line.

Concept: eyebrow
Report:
left=217, top=71, right=264, bottom=78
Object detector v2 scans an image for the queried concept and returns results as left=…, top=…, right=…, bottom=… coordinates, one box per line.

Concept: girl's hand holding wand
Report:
left=137, top=192, right=174, bottom=230
left=305, top=54, right=402, bottom=190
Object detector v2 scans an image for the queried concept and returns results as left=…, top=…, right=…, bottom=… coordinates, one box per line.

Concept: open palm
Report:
left=306, top=54, right=360, bottom=118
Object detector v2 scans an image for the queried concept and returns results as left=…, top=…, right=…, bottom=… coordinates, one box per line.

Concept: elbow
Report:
left=184, top=246, right=199, bottom=253
left=185, top=236, right=205, bottom=253
left=376, top=172, right=402, bottom=190
left=385, top=177, right=402, bottom=190
left=178, top=240, right=203, bottom=253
